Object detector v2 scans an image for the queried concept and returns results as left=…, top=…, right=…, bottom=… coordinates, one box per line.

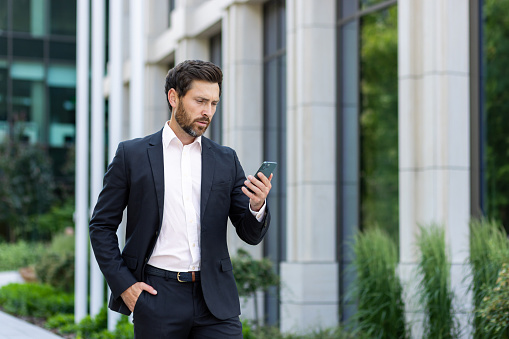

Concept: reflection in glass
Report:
left=0, top=0, right=7, bottom=31
left=361, top=0, right=390, bottom=10
left=0, top=37, right=6, bottom=56
left=209, top=33, right=222, bottom=144
left=50, top=0, right=76, bottom=36
left=13, top=0, right=46, bottom=36
left=263, top=0, right=286, bottom=326
left=482, top=0, right=509, bottom=230
left=0, top=61, right=6, bottom=121
left=13, top=38, right=44, bottom=58
left=49, top=87, right=75, bottom=147
left=50, top=41, right=77, bottom=60
left=359, top=6, right=398, bottom=240
left=12, top=79, right=45, bottom=143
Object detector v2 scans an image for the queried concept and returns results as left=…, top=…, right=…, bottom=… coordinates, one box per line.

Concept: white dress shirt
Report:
left=148, top=122, right=266, bottom=272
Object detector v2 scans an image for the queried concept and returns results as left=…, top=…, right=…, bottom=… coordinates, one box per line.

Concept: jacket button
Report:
left=145, top=258, right=148, bottom=263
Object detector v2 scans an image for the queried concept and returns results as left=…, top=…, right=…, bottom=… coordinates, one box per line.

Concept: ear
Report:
left=168, top=88, right=178, bottom=109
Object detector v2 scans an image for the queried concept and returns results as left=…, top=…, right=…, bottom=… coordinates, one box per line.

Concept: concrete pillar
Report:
left=90, top=0, right=106, bottom=318
left=222, top=2, right=264, bottom=258
left=398, top=0, right=471, bottom=336
left=281, top=0, right=338, bottom=333
left=75, top=0, right=90, bottom=324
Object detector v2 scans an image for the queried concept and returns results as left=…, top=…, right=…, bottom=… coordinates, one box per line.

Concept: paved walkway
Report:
left=0, top=271, right=64, bottom=339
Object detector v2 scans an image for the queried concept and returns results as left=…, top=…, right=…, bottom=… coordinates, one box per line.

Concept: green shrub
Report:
left=0, top=136, right=55, bottom=242
left=232, top=248, right=279, bottom=326
left=33, top=200, right=75, bottom=241
left=478, top=263, right=509, bottom=336
left=0, top=241, right=45, bottom=271
left=417, top=225, right=458, bottom=338
left=45, top=313, right=78, bottom=334
left=352, top=227, right=408, bottom=338
left=0, top=283, right=73, bottom=317
left=34, top=232, right=75, bottom=292
left=110, top=315, right=134, bottom=339
left=76, top=305, right=108, bottom=339
left=469, top=218, right=509, bottom=338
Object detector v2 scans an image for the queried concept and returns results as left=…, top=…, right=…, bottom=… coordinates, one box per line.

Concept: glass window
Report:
left=263, top=0, right=286, bottom=327
left=47, top=64, right=76, bottom=88
left=12, top=79, right=46, bottom=143
left=0, top=37, right=6, bottom=56
left=49, top=41, right=76, bottom=61
left=0, top=0, right=7, bottom=31
left=50, top=0, right=76, bottom=36
left=13, top=37, right=44, bottom=58
left=168, top=0, right=175, bottom=27
left=13, top=0, right=46, bottom=36
left=48, top=87, right=75, bottom=147
left=12, top=0, right=31, bottom=33
left=482, top=0, right=509, bottom=230
left=341, top=0, right=357, bottom=18
left=359, top=6, right=398, bottom=239
left=209, top=33, right=222, bottom=144
left=360, top=0, right=392, bottom=10
left=0, top=60, right=7, bottom=121
left=11, top=61, right=45, bottom=80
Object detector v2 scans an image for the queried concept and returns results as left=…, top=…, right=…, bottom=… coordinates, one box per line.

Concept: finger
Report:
left=253, top=173, right=272, bottom=190
left=140, top=282, right=157, bottom=295
left=244, top=178, right=262, bottom=195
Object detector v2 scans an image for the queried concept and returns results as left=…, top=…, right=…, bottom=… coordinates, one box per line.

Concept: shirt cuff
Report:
left=249, top=201, right=267, bottom=222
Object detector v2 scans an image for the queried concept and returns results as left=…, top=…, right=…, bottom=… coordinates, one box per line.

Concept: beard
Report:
left=173, top=101, right=210, bottom=138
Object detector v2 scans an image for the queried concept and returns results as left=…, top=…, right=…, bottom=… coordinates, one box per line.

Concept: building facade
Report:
left=0, top=0, right=76, bottom=181
left=75, top=0, right=505, bottom=336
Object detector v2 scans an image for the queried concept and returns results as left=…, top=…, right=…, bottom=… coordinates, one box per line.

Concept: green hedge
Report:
left=0, top=241, right=45, bottom=271
left=0, top=283, right=73, bottom=317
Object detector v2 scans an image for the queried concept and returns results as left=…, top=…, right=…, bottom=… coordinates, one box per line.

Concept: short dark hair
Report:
left=164, top=60, right=223, bottom=112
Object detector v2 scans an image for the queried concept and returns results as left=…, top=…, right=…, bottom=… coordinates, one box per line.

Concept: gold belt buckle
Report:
left=177, top=272, right=185, bottom=282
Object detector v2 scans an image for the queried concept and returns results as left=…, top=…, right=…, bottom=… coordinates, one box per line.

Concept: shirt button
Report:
left=193, top=243, right=196, bottom=247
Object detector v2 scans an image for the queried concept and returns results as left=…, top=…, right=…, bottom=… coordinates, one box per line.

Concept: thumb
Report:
left=140, top=282, right=158, bottom=295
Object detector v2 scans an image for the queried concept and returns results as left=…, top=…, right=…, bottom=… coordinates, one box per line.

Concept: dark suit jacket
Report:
left=89, top=128, right=270, bottom=320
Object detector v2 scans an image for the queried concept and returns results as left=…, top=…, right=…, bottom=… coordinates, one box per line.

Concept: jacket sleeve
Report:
left=228, top=151, right=271, bottom=245
left=89, top=142, right=138, bottom=299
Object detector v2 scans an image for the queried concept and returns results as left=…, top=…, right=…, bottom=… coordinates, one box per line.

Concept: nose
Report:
left=203, top=103, right=214, bottom=117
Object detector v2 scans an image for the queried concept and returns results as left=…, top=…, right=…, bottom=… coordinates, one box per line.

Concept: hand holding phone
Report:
left=244, top=161, right=277, bottom=194
left=254, top=161, right=277, bottom=180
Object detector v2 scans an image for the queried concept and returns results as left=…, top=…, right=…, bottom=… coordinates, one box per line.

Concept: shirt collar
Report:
left=162, top=121, right=202, bottom=150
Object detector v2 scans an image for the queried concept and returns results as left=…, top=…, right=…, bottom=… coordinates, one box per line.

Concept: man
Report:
left=89, top=60, right=272, bottom=338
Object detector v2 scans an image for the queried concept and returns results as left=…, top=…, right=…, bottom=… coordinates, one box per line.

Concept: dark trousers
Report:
left=133, top=272, right=243, bottom=339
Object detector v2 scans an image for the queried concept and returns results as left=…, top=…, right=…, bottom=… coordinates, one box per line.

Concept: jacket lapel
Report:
left=147, top=129, right=164, bottom=224
left=201, top=137, right=215, bottom=221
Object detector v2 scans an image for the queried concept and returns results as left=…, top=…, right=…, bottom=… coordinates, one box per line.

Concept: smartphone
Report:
left=254, top=161, right=277, bottom=180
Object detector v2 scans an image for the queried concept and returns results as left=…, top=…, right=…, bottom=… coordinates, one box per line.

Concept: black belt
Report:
left=145, top=265, right=200, bottom=282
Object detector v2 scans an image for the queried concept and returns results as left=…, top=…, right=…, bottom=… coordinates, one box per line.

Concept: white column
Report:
left=90, top=0, right=106, bottom=318
left=129, top=0, right=145, bottom=138
left=281, top=0, right=337, bottom=333
left=222, top=3, right=264, bottom=254
left=398, top=0, right=471, bottom=336
left=75, top=0, right=90, bottom=324
left=107, top=0, right=124, bottom=331
left=221, top=2, right=264, bottom=320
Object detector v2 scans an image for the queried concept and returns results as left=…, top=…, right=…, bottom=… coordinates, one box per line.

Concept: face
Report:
left=171, top=80, right=220, bottom=139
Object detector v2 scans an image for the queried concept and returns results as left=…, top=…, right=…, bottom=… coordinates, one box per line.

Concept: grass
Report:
left=469, top=218, right=509, bottom=338
left=352, top=227, right=408, bottom=338
left=417, top=224, right=458, bottom=338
